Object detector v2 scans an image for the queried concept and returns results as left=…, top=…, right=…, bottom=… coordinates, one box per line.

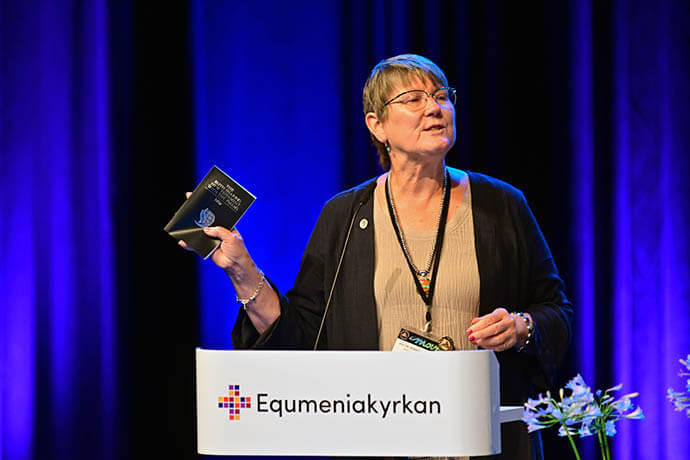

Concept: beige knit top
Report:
left=373, top=176, right=479, bottom=460
left=373, top=177, right=480, bottom=352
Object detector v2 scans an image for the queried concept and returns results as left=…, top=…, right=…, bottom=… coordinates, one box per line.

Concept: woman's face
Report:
left=374, top=76, right=456, bottom=163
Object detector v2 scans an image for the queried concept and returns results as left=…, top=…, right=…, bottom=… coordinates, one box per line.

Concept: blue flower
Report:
left=605, top=420, right=617, bottom=436
left=624, top=406, right=644, bottom=420
left=557, top=425, right=572, bottom=437
left=577, top=422, right=593, bottom=438
left=564, top=374, right=593, bottom=403
left=522, top=405, right=550, bottom=433
left=522, top=372, right=644, bottom=460
left=678, top=356, right=690, bottom=377
left=536, top=405, right=555, bottom=417
left=565, top=374, right=587, bottom=392
left=613, top=397, right=633, bottom=413
left=525, top=420, right=547, bottom=433
left=606, top=383, right=624, bottom=393
left=580, top=402, right=602, bottom=423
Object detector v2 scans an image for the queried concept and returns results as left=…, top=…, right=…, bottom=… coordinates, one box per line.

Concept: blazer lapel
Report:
left=327, top=186, right=379, bottom=350
left=469, top=172, right=500, bottom=316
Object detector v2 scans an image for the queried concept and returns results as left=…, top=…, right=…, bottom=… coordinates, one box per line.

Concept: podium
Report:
left=196, top=349, right=523, bottom=457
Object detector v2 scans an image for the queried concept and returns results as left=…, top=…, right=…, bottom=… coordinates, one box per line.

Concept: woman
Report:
left=186, top=54, right=572, bottom=460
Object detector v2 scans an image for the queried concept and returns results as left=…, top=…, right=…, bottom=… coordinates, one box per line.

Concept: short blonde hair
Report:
left=362, top=54, right=449, bottom=170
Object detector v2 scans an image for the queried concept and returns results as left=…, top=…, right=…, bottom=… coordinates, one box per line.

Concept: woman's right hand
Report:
left=177, top=192, right=253, bottom=277
left=177, top=192, right=280, bottom=333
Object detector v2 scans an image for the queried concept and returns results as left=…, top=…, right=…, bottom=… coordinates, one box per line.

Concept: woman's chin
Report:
left=418, top=141, right=452, bottom=158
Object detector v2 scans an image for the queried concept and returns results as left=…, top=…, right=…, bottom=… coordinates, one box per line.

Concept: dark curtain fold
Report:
left=110, top=2, right=199, bottom=459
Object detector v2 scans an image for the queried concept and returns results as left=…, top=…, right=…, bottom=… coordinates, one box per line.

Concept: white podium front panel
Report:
left=196, top=349, right=502, bottom=457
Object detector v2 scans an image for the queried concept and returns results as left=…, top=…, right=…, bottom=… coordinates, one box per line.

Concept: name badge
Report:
left=392, top=327, right=455, bottom=352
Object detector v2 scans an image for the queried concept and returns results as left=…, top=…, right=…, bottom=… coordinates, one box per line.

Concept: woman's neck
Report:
left=387, top=159, right=446, bottom=201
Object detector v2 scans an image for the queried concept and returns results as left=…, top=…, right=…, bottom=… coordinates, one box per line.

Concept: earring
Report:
left=385, top=143, right=391, bottom=153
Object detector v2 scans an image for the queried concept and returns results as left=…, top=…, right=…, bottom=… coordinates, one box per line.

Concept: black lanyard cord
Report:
left=385, top=169, right=451, bottom=315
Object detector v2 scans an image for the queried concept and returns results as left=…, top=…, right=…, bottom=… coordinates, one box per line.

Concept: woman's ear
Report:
left=365, top=112, right=386, bottom=144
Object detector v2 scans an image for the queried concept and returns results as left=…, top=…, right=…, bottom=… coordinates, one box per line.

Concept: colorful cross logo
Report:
left=218, top=384, right=251, bottom=421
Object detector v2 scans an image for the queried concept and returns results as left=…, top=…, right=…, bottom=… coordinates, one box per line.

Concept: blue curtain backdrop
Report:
left=0, top=1, right=116, bottom=459
left=191, top=1, right=690, bottom=459
left=569, top=1, right=690, bottom=457
left=191, top=0, right=345, bottom=349
left=610, top=1, right=690, bottom=457
left=2, top=1, right=690, bottom=459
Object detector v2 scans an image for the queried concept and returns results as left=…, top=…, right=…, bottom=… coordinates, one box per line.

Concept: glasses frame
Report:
left=383, top=86, right=457, bottom=110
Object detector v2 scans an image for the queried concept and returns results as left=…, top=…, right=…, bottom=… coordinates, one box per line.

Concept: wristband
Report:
left=512, top=311, right=534, bottom=352
left=236, top=269, right=265, bottom=309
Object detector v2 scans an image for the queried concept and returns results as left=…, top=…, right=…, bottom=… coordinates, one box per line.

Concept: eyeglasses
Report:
left=383, top=87, right=457, bottom=111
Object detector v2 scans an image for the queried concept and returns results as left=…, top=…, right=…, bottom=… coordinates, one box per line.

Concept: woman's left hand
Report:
left=467, top=307, right=525, bottom=352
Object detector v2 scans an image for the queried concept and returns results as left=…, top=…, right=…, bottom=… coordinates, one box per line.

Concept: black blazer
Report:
left=232, top=171, right=573, bottom=460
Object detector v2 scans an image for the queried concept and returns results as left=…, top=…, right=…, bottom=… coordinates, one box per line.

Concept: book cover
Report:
left=164, top=166, right=256, bottom=259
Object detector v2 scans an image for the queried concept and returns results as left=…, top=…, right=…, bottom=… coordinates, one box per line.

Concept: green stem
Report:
left=603, top=432, right=611, bottom=460
left=597, top=431, right=607, bottom=460
left=563, top=426, right=581, bottom=460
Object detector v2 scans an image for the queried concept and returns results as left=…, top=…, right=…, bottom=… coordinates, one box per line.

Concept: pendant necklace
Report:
left=385, top=168, right=451, bottom=333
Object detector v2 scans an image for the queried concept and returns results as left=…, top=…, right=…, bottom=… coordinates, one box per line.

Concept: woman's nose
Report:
left=423, top=95, right=444, bottom=114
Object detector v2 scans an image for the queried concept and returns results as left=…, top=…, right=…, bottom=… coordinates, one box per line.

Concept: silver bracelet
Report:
left=236, top=269, right=265, bottom=310
left=512, top=311, right=534, bottom=352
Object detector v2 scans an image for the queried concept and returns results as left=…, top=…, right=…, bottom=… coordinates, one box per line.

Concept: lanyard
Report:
left=385, top=169, right=451, bottom=332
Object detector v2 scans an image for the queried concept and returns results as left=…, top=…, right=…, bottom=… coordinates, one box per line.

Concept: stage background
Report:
left=1, top=1, right=689, bottom=459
